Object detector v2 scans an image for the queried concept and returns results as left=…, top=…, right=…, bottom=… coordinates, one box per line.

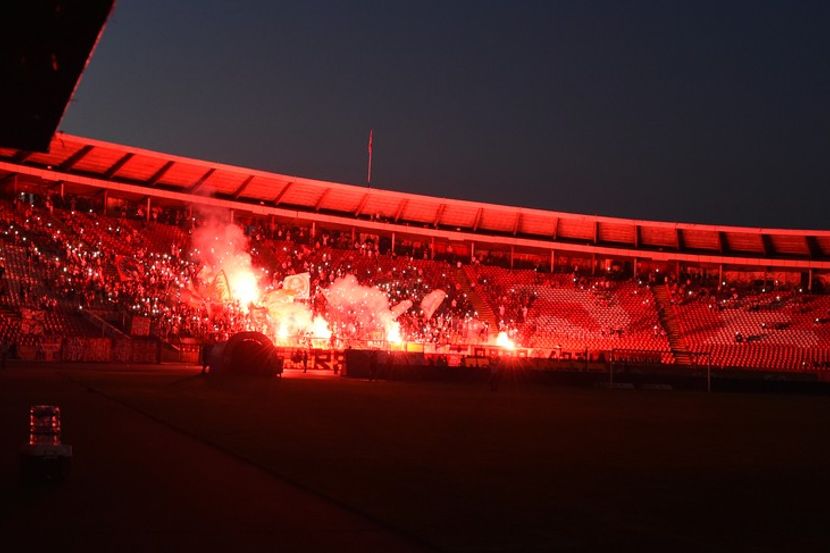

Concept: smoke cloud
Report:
left=191, top=215, right=261, bottom=309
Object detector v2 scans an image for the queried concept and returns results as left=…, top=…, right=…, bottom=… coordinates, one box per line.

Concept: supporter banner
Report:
left=62, top=337, right=85, bottom=362
left=130, top=316, right=151, bottom=337
left=41, top=337, right=62, bottom=361
left=113, top=338, right=160, bottom=363
left=17, top=343, right=37, bottom=361
left=313, top=350, right=344, bottom=372
left=62, top=337, right=111, bottom=362
left=132, top=339, right=160, bottom=363
left=420, top=289, right=446, bottom=320
left=85, top=338, right=111, bottom=362
left=112, top=338, right=132, bottom=363
left=176, top=344, right=200, bottom=364
left=250, top=305, right=270, bottom=327
left=282, top=272, right=310, bottom=299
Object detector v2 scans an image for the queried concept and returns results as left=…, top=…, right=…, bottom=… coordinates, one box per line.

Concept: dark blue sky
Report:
left=62, top=0, right=829, bottom=229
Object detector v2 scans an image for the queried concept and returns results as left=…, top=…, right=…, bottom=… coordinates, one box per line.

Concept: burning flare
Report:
left=192, top=217, right=261, bottom=310
left=495, top=331, right=515, bottom=350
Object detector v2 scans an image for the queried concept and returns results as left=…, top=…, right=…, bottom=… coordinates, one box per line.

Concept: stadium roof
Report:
left=1, top=132, right=829, bottom=271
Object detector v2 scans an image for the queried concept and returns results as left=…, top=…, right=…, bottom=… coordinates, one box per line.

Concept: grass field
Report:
left=54, top=368, right=830, bottom=552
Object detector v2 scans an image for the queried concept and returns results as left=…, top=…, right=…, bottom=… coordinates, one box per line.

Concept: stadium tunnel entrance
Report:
left=208, top=332, right=283, bottom=377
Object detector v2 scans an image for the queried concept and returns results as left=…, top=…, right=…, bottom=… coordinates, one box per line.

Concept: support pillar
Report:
left=391, top=232, right=396, bottom=255
left=311, top=221, right=316, bottom=238
left=510, top=246, right=515, bottom=269
left=718, top=264, right=724, bottom=285
left=550, top=250, right=556, bottom=273
left=470, top=241, right=475, bottom=263
left=633, top=258, right=638, bottom=280
left=146, top=197, right=151, bottom=223
left=59, top=181, right=65, bottom=200
left=808, top=269, right=814, bottom=292
left=102, top=190, right=108, bottom=215
left=430, top=236, right=435, bottom=260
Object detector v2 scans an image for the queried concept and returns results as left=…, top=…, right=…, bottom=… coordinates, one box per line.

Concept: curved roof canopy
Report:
left=1, top=132, right=828, bottom=270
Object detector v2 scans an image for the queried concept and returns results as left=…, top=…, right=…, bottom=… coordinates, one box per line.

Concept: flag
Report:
left=214, top=270, right=231, bottom=302
left=420, top=289, right=446, bottom=320
left=390, top=299, right=413, bottom=318
left=367, top=128, right=373, bottom=184
left=282, top=272, right=311, bottom=299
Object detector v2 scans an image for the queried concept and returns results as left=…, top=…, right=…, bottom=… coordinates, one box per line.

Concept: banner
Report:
left=62, top=337, right=85, bottom=361
left=85, top=338, right=112, bottom=362
left=62, top=337, right=111, bottom=362
left=130, top=316, right=151, bottom=337
left=282, top=272, right=311, bottom=299
left=112, top=338, right=132, bottom=363
left=41, top=336, right=63, bottom=361
left=420, top=289, right=446, bottom=320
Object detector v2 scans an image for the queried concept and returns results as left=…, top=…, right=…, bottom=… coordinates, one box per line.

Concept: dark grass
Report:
left=69, top=369, right=830, bottom=552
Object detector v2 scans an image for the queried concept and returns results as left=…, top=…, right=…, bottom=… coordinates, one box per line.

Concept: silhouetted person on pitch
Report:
left=369, top=350, right=379, bottom=381
left=488, top=355, right=501, bottom=391
left=200, top=337, right=213, bottom=374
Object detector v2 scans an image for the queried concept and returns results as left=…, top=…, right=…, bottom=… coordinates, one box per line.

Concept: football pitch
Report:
left=2, top=364, right=829, bottom=552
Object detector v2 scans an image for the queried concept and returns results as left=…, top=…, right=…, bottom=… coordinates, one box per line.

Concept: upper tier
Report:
left=1, top=132, right=829, bottom=270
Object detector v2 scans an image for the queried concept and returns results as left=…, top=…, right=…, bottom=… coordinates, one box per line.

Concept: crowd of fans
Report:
left=3, top=191, right=828, bottom=371
left=0, top=193, right=482, bottom=348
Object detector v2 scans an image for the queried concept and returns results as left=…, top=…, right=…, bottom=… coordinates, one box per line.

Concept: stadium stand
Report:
left=1, top=132, right=829, bottom=374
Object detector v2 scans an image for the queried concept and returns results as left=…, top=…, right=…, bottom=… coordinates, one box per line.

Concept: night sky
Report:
left=62, top=0, right=829, bottom=229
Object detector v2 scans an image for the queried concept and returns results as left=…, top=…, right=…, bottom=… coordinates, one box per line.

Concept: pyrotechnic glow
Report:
left=495, top=331, right=515, bottom=350
left=192, top=216, right=262, bottom=311
left=386, top=321, right=402, bottom=344
left=323, top=275, right=407, bottom=342
left=184, top=212, right=476, bottom=349
left=228, top=268, right=260, bottom=307
left=311, top=315, right=332, bottom=339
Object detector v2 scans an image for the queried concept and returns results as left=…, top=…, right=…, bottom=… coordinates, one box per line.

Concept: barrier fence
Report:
left=13, top=336, right=161, bottom=363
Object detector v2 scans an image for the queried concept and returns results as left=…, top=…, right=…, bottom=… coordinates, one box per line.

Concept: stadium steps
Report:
left=652, top=284, right=693, bottom=365
left=457, top=266, right=498, bottom=338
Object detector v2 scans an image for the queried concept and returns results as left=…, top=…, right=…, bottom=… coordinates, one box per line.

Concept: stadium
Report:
left=2, top=131, right=830, bottom=379
left=3, top=3, right=830, bottom=552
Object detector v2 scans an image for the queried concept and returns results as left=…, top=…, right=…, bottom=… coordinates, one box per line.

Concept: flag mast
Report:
left=367, top=128, right=373, bottom=186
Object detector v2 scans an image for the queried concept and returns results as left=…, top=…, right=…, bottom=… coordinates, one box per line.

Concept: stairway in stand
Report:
left=652, top=284, right=693, bottom=366
left=457, top=266, right=499, bottom=340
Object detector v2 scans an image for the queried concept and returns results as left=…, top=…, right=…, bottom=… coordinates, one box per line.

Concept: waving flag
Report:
left=282, top=272, right=311, bottom=299
left=420, top=289, right=446, bottom=320
left=214, top=270, right=231, bottom=302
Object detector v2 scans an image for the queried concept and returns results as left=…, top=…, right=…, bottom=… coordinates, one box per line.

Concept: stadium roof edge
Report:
left=49, top=132, right=830, bottom=237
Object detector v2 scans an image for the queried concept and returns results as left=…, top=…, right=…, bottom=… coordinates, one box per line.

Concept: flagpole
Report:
left=367, top=128, right=373, bottom=186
